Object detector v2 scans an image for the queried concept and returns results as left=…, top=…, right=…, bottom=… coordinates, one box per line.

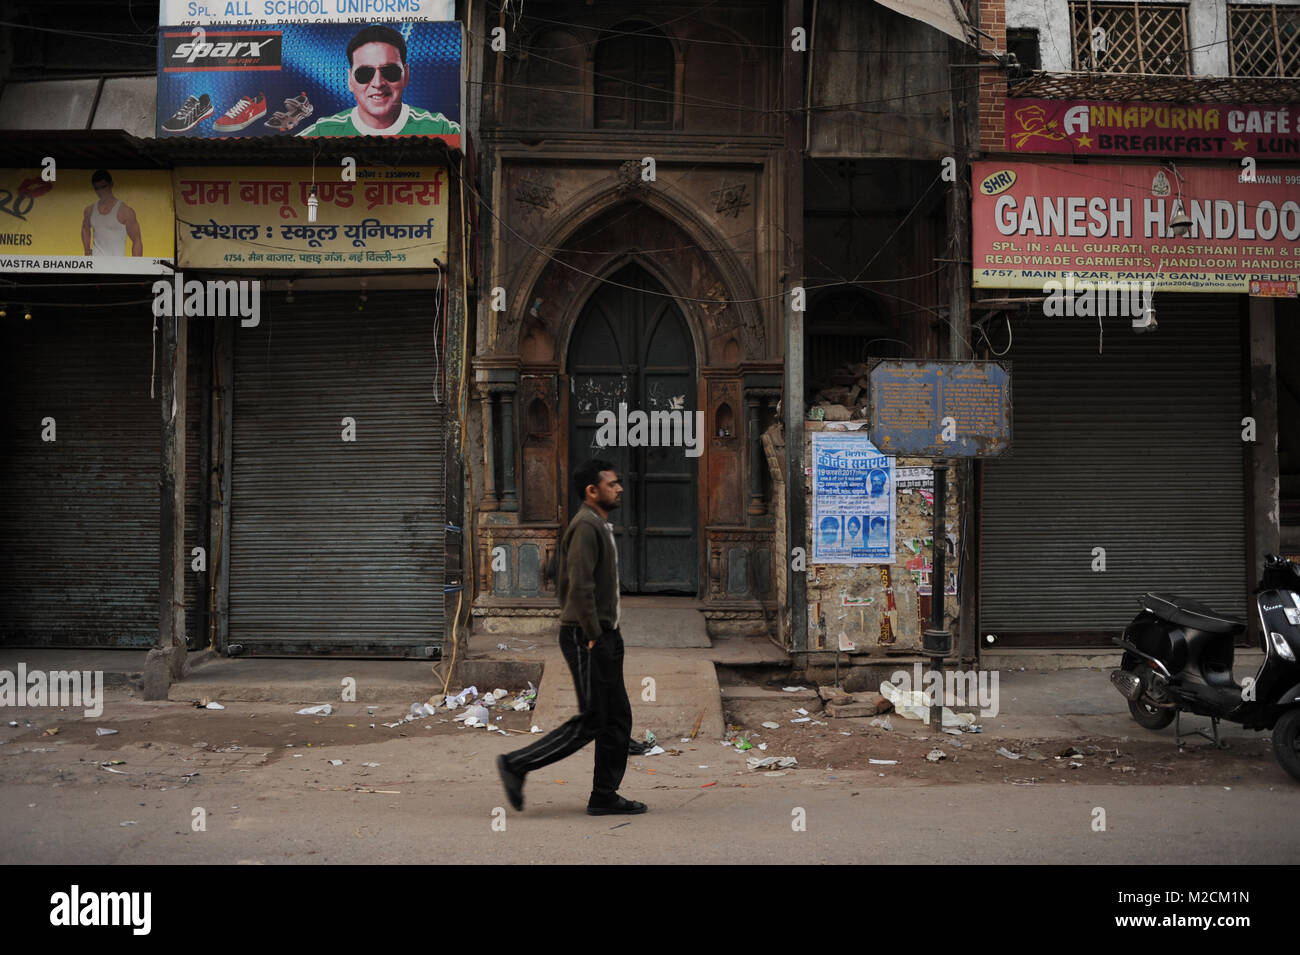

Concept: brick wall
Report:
left=977, top=0, right=1008, bottom=154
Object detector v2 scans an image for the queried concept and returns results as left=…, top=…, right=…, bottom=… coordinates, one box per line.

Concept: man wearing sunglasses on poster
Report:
left=298, top=24, right=461, bottom=137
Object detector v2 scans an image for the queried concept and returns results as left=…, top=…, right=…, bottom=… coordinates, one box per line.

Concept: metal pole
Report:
left=783, top=0, right=807, bottom=652
left=925, top=461, right=950, bottom=721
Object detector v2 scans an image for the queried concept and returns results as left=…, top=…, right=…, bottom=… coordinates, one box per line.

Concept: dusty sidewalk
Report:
left=1, top=658, right=1292, bottom=801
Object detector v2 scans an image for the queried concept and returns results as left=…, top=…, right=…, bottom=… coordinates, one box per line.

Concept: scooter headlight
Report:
left=1269, top=631, right=1296, bottom=662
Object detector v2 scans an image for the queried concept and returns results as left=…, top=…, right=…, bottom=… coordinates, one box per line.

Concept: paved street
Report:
left=2, top=689, right=1297, bottom=865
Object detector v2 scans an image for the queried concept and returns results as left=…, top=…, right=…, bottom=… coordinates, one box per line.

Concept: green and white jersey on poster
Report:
left=298, top=104, right=461, bottom=137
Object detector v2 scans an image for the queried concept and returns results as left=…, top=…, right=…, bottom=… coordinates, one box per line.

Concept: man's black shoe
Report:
left=586, top=795, right=648, bottom=816
left=497, top=754, right=524, bottom=811
left=627, top=738, right=653, bottom=755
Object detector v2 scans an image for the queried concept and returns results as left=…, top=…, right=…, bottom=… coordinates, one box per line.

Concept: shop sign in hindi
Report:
left=973, top=161, right=1300, bottom=292
left=869, top=360, right=1011, bottom=458
left=174, top=165, right=448, bottom=268
left=1005, top=99, right=1300, bottom=159
left=0, top=168, right=175, bottom=274
left=811, top=433, right=895, bottom=565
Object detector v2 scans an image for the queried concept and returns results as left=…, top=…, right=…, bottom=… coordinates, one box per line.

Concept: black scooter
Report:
left=1110, top=553, right=1300, bottom=781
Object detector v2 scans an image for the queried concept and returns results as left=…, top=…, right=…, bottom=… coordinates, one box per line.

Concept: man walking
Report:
left=497, top=458, right=646, bottom=816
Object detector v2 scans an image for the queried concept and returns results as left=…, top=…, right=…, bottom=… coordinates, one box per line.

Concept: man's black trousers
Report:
left=503, top=625, right=633, bottom=802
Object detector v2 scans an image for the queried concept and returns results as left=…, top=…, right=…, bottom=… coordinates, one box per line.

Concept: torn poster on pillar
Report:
left=906, top=555, right=958, bottom=596
left=811, top=433, right=895, bottom=565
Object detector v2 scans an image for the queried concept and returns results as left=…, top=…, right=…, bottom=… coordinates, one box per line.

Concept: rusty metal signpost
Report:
left=868, top=360, right=1012, bottom=718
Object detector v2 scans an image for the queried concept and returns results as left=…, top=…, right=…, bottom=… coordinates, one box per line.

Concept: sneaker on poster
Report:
left=162, top=93, right=214, bottom=133
left=214, top=92, right=267, bottom=132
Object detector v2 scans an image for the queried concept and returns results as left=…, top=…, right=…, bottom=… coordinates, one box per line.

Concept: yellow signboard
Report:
left=0, top=168, right=175, bottom=274
left=174, top=166, right=449, bottom=269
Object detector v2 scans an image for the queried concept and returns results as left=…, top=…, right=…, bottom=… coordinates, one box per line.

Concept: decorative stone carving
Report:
left=711, top=180, right=750, bottom=218
left=515, top=179, right=556, bottom=211
left=616, top=160, right=644, bottom=194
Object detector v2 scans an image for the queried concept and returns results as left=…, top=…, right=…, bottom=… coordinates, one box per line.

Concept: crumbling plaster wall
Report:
left=765, top=421, right=962, bottom=653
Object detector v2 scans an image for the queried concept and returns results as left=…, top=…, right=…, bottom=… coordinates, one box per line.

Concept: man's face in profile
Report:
left=348, top=41, right=408, bottom=128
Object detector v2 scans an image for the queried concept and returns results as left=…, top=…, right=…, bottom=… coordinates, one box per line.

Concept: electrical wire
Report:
left=0, top=19, right=158, bottom=48
left=489, top=3, right=973, bottom=54
left=475, top=69, right=1010, bottom=118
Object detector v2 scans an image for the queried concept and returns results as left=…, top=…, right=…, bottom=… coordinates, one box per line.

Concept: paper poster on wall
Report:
left=812, top=433, right=895, bottom=565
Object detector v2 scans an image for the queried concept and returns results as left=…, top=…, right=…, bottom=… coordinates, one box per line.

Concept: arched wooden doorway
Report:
left=567, top=263, right=698, bottom=594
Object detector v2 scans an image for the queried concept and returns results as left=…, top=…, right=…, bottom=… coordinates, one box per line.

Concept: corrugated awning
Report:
left=0, top=129, right=462, bottom=167
left=873, top=0, right=975, bottom=44
left=1010, top=71, right=1300, bottom=104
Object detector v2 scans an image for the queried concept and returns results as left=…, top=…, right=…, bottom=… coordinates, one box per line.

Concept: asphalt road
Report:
left=1, top=693, right=1297, bottom=865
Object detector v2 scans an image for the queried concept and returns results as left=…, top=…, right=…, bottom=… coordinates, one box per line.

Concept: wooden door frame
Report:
left=561, top=255, right=705, bottom=596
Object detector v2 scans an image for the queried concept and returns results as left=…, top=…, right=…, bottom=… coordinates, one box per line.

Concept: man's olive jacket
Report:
left=557, top=503, right=619, bottom=641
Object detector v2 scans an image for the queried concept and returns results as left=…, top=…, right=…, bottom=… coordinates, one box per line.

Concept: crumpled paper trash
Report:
left=746, top=755, right=798, bottom=771
left=296, top=704, right=332, bottom=716
left=877, top=681, right=977, bottom=727
left=444, top=686, right=479, bottom=709
left=455, top=704, right=492, bottom=727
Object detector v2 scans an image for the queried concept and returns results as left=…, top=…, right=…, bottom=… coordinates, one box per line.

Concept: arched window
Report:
left=509, top=28, right=584, bottom=128
left=594, top=23, right=674, bottom=129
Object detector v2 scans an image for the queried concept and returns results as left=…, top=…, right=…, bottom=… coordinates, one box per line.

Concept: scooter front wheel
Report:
left=1128, top=698, right=1176, bottom=730
left=1271, top=709, right=1300, bottom=782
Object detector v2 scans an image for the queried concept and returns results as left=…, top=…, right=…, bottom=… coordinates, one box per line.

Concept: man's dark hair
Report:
left=347, top=24, right=407, bottom=65
left=870, top=517, right=886, bottom=530
left=574, top=458, right=617, bottom=499
left=90, top=169, right=112, bottom=187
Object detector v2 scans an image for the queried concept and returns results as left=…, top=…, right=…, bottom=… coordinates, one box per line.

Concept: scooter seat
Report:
left=1139, top=592, right=1245, bottom=636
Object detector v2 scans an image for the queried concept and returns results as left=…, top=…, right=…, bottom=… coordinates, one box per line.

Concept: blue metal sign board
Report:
left=868, top=360, right=1012, bottom=458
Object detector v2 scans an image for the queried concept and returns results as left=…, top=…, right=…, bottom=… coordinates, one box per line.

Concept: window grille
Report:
left=1070, top=2, right=1190, bottom=74
left=1229, top=4, right=1300, bottom=77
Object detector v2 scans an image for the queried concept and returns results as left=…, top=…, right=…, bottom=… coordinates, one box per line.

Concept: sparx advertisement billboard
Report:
left=173, top=165, right=449, bottom=268
left=156, top=3, right=461, bottom=143
left=0, top=168, right=175, bottom=274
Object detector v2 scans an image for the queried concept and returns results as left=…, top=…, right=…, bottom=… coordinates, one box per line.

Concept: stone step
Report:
left=529, top=648, right=724, bottom=741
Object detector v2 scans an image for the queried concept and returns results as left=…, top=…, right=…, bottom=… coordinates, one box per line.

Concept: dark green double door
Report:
left=568, top=264, right=698, bottom=594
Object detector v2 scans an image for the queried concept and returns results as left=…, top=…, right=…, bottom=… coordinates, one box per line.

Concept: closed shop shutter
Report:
left=1, top=304, right=202, bottom=647
left=230, top=292, right=446, bottom=655
left=979, top=295, right=1247, bottom=646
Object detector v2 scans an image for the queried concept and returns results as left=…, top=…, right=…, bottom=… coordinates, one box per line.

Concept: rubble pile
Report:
left=817, top=685, right=892, bottom=719
left=809, top=362, right=872, bottom=421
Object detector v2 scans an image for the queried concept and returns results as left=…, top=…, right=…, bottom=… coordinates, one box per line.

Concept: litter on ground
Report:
left=747, top=755, right=798, bottom=771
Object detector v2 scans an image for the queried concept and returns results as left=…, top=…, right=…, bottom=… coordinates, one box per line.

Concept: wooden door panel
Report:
left=568, top=264, right=697, bottom=594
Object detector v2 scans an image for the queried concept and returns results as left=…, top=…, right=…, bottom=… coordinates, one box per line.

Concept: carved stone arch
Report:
left=556, top=250, right=706, bottom=374
left=503, top=185, right=764, bottom=364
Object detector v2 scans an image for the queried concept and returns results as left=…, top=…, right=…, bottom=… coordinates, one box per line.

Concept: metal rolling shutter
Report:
left=1, top=306, right=201, bottom=647
left=230, top=292, right=445, bottom=655
left=980, top=296, right=1247, bottom=644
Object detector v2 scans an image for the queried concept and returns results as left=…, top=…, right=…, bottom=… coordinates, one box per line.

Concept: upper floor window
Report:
left=594, top=23, right=674, bottom=129
left=1229, top=4, right=1300, bottom=76
left=1069, top=2, right=1190, bottom=74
